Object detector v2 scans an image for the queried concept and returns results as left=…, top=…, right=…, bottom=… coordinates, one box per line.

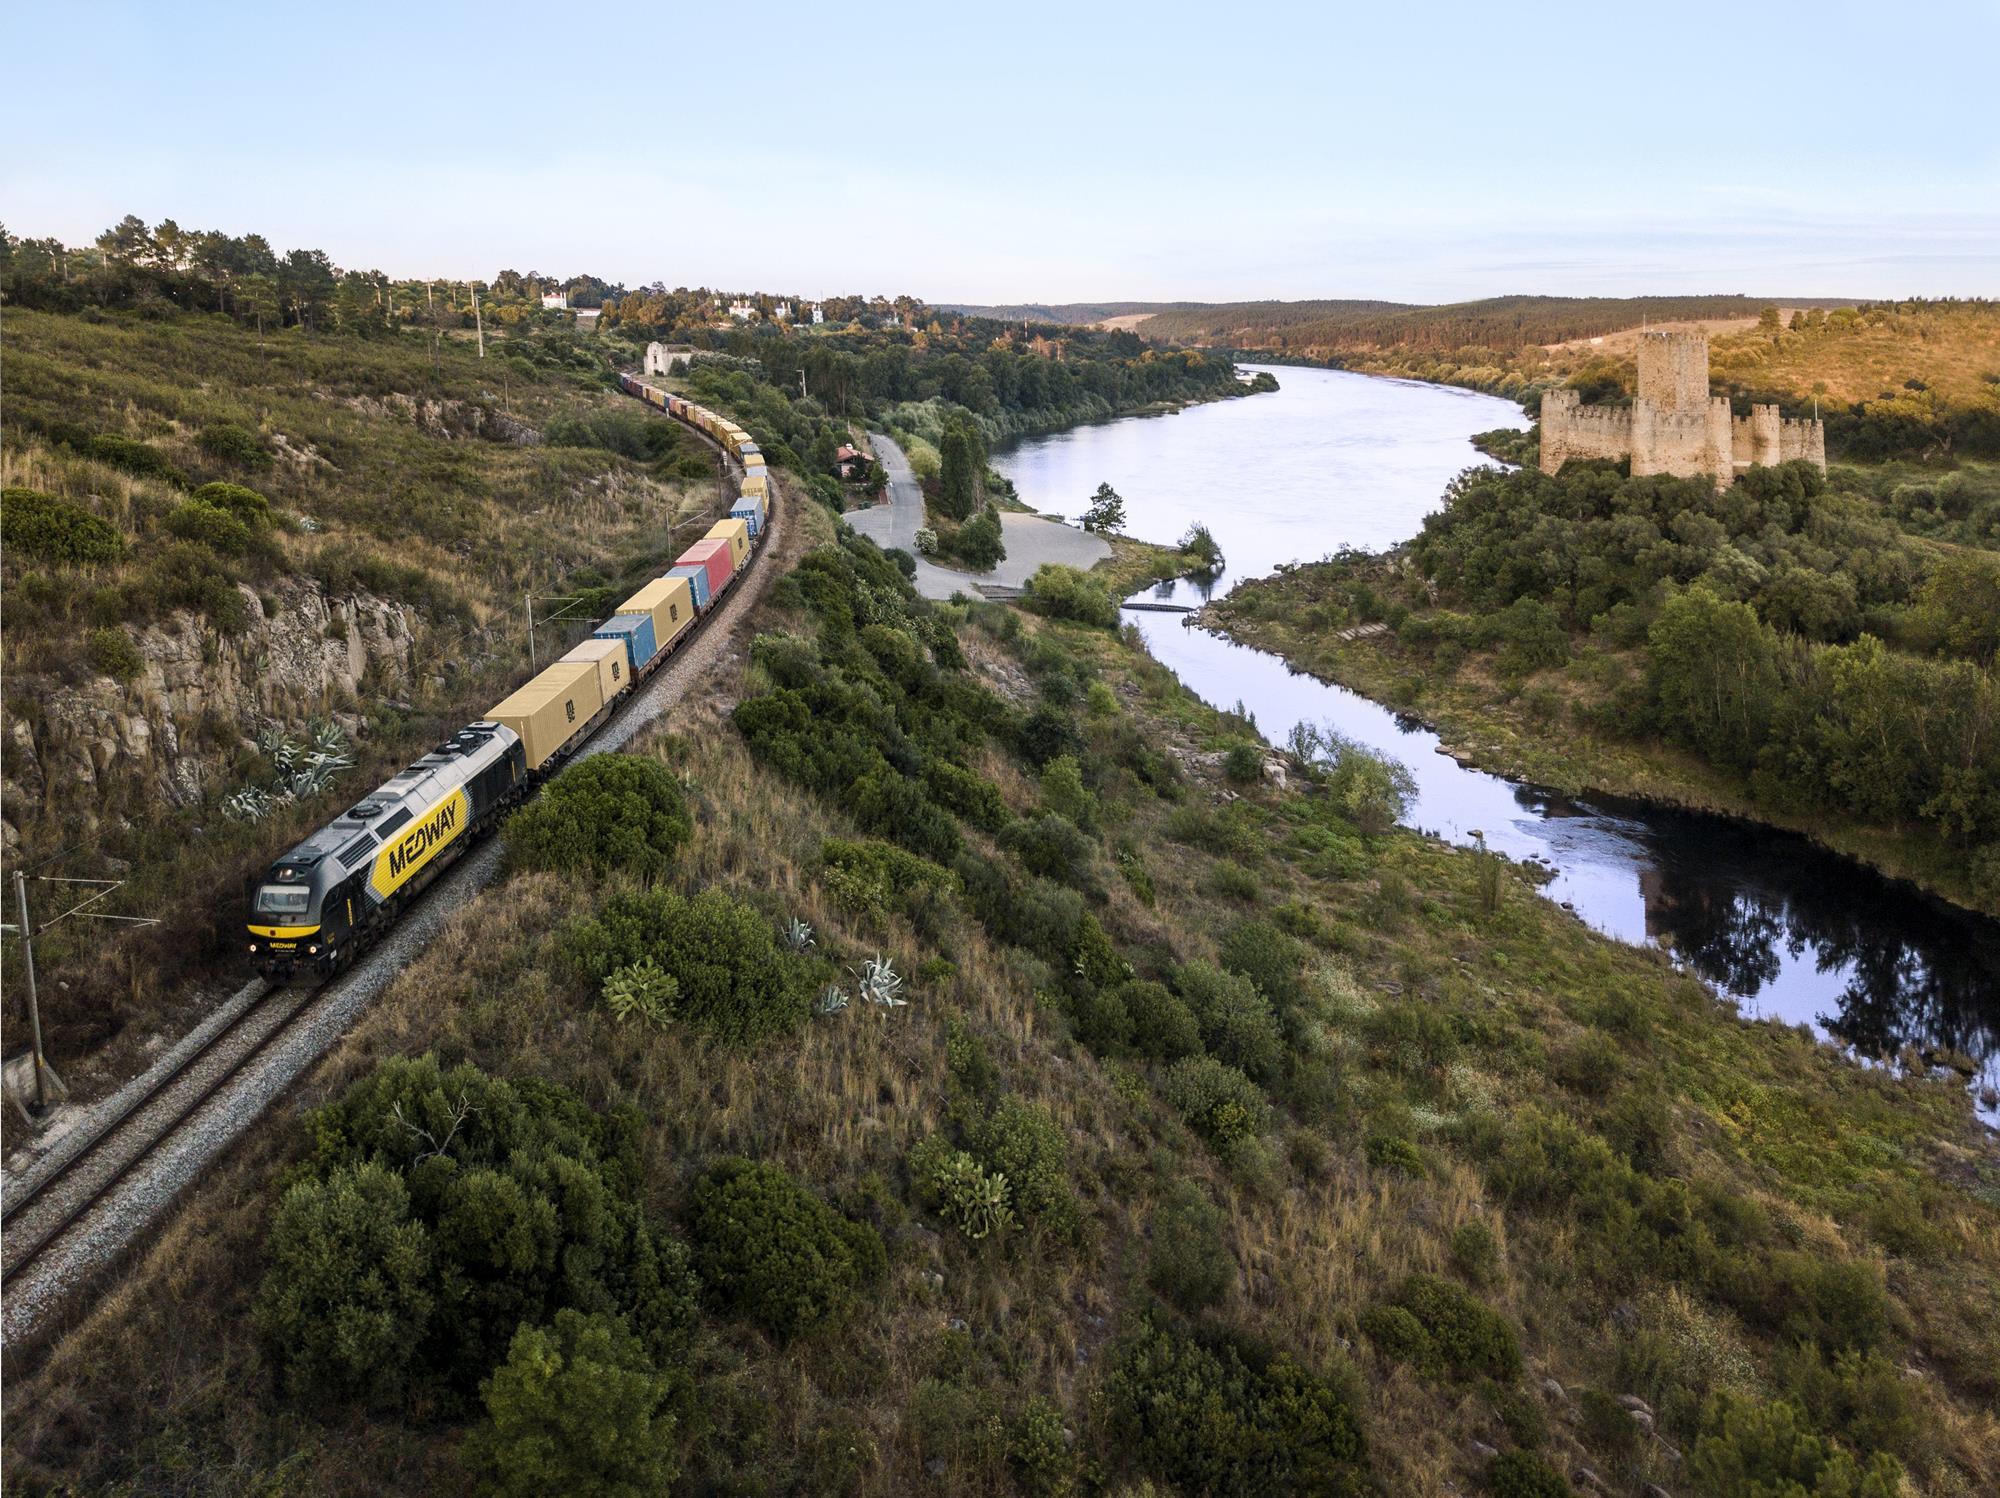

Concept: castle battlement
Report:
left=1540, top=330, right=1824, bottom=490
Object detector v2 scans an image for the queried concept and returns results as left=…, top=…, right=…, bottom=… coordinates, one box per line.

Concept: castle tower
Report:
left=1635, top=330, right=1711, bottom=412
left=1750, top=404, right=1783, bottom=468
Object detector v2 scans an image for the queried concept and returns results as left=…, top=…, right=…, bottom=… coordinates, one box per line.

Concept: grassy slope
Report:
left=6, top=506, right=1996, bottom=1496
left=1206, top=571, right=1991, bottom=916
left=1, top=309, right=730, bottom=1068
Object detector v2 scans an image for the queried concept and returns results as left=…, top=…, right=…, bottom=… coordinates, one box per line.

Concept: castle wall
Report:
left=1539, top=388, right=1633, bottom=474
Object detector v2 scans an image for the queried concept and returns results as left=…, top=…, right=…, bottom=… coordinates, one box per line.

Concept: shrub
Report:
left=1485, top=1449, right=1573, bottom=1496
left=1006, top=812, right=1097, bottom=889
left=689, top=1158, right=885, bottom=1339
left=198, top=421, right=271, bottom=468
left=1175, top=962, right=1282, bottom=1082
left=508, top=753, right=692, bottom=882
left=1208, top=860, right=1261, bottom=901
left=189, top=479, right=273, bottom=529
left=910, top=1134, right=1016, bottom=1240
left=165, top=497, right=254, bottom=555
left=1223, top=742, right=1263, bottom=784
left=464, top=1310, right=689, bottom=1498
left=254, top=1162, right=434, bottom=1404
left=943, top=505, right=1006, bottom=569
left=1162, top=1056, right=1269, bottom=1151
left=1689, top=1394, right=1902, bottom=1497
left=1008, top=1396, right=1075, bottom=1497
left=1781, top=1345, right=1918, bottom=1462
left=1451, top=1220, right=1502, bottom=1286
left=562, top=887, right=812, bottom=1043
left=1147, top=1180, right=1233, bottom=1311
left=820, top=836, right=954, bottom=921
left=85, top=626, right=143, bottom=681
left=1121, top=980, right=1203, bottom=1061
left=1102, top=1317, right=1370, bottom=1495
left=970, top=1099, right=1079, bottom=1240
left=600, top=957, right=679, bottom=1028
left=1218, top=918, right=1307, bottom=1014
left=1365, top=1133, right=1428, bottom=1177
left=1022, top=563, right=1118, bottom=627
left=0, top=487, right=124, bottom=565
left=1039, top=754, right=1098, bottom=830
left=81, top=432, right=187, bottom=485
left=1019, top=704, right=1083, bottom=767
left=1368, top=1274, right=1521, bottom=1383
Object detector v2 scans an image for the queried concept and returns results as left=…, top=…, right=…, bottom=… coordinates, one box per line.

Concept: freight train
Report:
left=246, top=378, right=772, bottom=980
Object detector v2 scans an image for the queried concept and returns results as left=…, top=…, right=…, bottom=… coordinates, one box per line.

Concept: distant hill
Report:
left=938, top=301, right=1193, bottom=326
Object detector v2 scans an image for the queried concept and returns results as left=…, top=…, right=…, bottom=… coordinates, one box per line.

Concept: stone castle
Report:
left=1539, top=330, right=1824, bottom=490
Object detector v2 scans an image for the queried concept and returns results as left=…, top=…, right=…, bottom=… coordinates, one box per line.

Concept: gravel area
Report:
left=0, top=481, right=797, bottom=1352
left=848, top=432, right=1107, bottom=600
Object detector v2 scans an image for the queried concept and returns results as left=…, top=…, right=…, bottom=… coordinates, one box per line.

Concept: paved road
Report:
left=848, top=432, right=1108, bottom=600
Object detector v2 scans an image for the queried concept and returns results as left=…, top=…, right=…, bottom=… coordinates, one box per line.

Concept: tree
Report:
left=464, top=1310, right=689, bottom=1498
left=688, top=1158, right=885, bottom=1339
left=937, top=411, right=987, bottom=521
left=1080, top=482, right=1126, bottom=533
left=1646, top=586, right=1780, bottom=770
left=95, top=213, right=154, bottom=264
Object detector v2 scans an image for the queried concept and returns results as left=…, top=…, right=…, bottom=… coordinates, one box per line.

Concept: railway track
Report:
left=2, top=410, right=787, bottom=1348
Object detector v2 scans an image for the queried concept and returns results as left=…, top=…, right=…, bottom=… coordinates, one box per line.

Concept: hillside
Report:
left=6, top=513, right=1998, bottom=1496
left=0, top=308, right=733, bottom=1075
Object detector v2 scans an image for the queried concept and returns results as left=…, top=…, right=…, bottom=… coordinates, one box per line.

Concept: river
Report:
left=993, top=365, right=2000, bottom=1121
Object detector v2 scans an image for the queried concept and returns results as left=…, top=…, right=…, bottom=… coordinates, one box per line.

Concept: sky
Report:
left=6, top=0, right=1996, bottom=305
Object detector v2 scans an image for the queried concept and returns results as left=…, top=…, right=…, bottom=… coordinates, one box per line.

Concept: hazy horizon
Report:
left=7, top=0, right=1996, bottom=303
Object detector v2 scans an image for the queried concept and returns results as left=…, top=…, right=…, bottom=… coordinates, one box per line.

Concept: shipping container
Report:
left=619, top=575, right=696, bottom=649
left=706, top=517, right=751, bottom=572
left=679, top=539, right=733, bottom=599
left=667, top=562, right=711, bottom=613
left=557, top=636, right=627, bottom=703
left=741, top=492, right=769, bottom=529
left=730, top=501, right=761, bottom=539
left=593, top=613, right=659, bottom=675
left=739, top=471, right=770, bottom=499
left=736, top=440, right=760, bottom=459
left=489, top=659, right=605, bottom=771
left=741, top=452, right=767, bottom=470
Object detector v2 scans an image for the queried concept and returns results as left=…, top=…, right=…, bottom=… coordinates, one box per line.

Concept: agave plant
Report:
left=854, top=953, right=907, bottom=1009
left=784, top=917, right=815, bottom=954
left=601, top=957, right=678, bottom=1028
left=815, top=983, right=850, bottom=1016
left=223, top=786, right=276, bottom=823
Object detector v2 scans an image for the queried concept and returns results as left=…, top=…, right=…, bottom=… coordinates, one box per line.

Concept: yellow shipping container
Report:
left=739, top=471, right=770, bottom=498
left=557, top=637, right=627, bottom=703
left=488, top=659, right=605, bottom=771
left=618, top=575, right=696, bottom=650
left=706, top=517, right=750, bottom=572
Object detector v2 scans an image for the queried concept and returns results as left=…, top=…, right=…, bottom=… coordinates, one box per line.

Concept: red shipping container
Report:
left=678, top=538, right=733, bottom=599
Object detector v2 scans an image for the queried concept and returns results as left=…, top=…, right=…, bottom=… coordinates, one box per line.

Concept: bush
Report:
left=189, top=480, right=273, bottom=530
left=0, top=486, right=124, bottom=565
left=970, top=1099, right=1079, bottom=1240
left=1223, top=742, right=1263, bottom=784
left=689, top=1158, right=885, bottom=1339
left=165, top=497, right=254, bottom=555
left=820, top=836, right=954, bottom=922
left=1039, top=754, right=1098, bottom=830
left=1162, top=1056, right=1269, bottom=1151
left=1023, top=563, right=1119, bottom=628
left=86, top=626, right=143, bottom=681
left=1147, top=1181, right=1233, bottom=1311
left=1121, top=979, right=1203, bottom=1061
left=941, top=505, right=1006, bottom=569
left=1367, top=1274, right=1521, bottom=1382
left=1008, top=1396, right=1075, bottom=1497
left=561, top=887, right=812, bottom=1043
left=508, top=754, right=692, bottom=882
left=1006, top=812, right=1097, bottom=889
left=1218, top=918, right=1307, bottom=1014
left=1365, top=1133, right=1428, bottom=1177
left=1689, top=1393, right=1902, bottom=1497
left=198, top=421, right=271, bottom=468
left=80, top=432, right=187, bottom=485
left=255, top=1162, right=435, bottom=1404
left=1175, top=962, right=1282, bottom=1082
left=1451, top=1220, right=1502, bottom=1286
left=1102, top=1317, right=1370, bottom=1495
left=910, top=1134, right=1016, bottom=1240
left=1485, top=1449, right=1573, bottom=1496
left=464, top=1310, right=689, bottom=1498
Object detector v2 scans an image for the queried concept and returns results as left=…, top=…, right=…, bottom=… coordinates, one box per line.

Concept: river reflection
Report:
left=995, top=365, right=1999, bottom=1119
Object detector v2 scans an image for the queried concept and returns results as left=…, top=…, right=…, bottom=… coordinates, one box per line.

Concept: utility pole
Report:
left=10, top=871, right=55, bottom=1111
left=473, top=283, right=485, bottom=358
left=799, top=369, right=807, bottom=399
left=525, top=591, right=536, bottom=672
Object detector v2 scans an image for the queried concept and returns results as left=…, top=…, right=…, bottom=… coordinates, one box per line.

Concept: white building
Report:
left=811, top=304, right=824, bottom=325
left=728, top=301, right=757, bottom=321
left=774, top=301, right=792, bottom=321
left=540, top=287, right=568, bottom=310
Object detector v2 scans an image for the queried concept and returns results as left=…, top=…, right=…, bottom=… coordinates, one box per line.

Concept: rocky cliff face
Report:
left=3, top=578, right=419, bottom=848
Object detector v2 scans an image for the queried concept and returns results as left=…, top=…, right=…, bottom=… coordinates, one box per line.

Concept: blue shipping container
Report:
left=594, top=613, right=659, bottom=675
left=730, top=502, right=761, bottom=538
left=667, top=563, right=711, bottom=612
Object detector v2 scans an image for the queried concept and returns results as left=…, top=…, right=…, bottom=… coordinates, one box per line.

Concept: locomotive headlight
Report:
left=248, top=942, right=258, bottom=953
left=307, top=944, right=319, bottom=955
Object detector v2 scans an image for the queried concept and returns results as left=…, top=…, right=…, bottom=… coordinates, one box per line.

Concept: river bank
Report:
left=1200, top=593, right=1993, bottom=919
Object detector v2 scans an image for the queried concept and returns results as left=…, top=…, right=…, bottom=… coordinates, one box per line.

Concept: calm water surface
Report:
left=995, top=365, right=2000, bottom=1118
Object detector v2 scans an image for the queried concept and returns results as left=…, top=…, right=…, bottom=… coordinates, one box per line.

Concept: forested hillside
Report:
left=7, top=510, right=1997, bottom=1497
left=1211, top=458, right=2000, bottom=914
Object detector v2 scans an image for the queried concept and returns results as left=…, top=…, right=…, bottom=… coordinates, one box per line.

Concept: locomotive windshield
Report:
left=254, top=884, right=312, bottom=916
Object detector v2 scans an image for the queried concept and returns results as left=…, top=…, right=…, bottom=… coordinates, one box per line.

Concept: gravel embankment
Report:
left=1, top=485, right=798, bottom=1351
